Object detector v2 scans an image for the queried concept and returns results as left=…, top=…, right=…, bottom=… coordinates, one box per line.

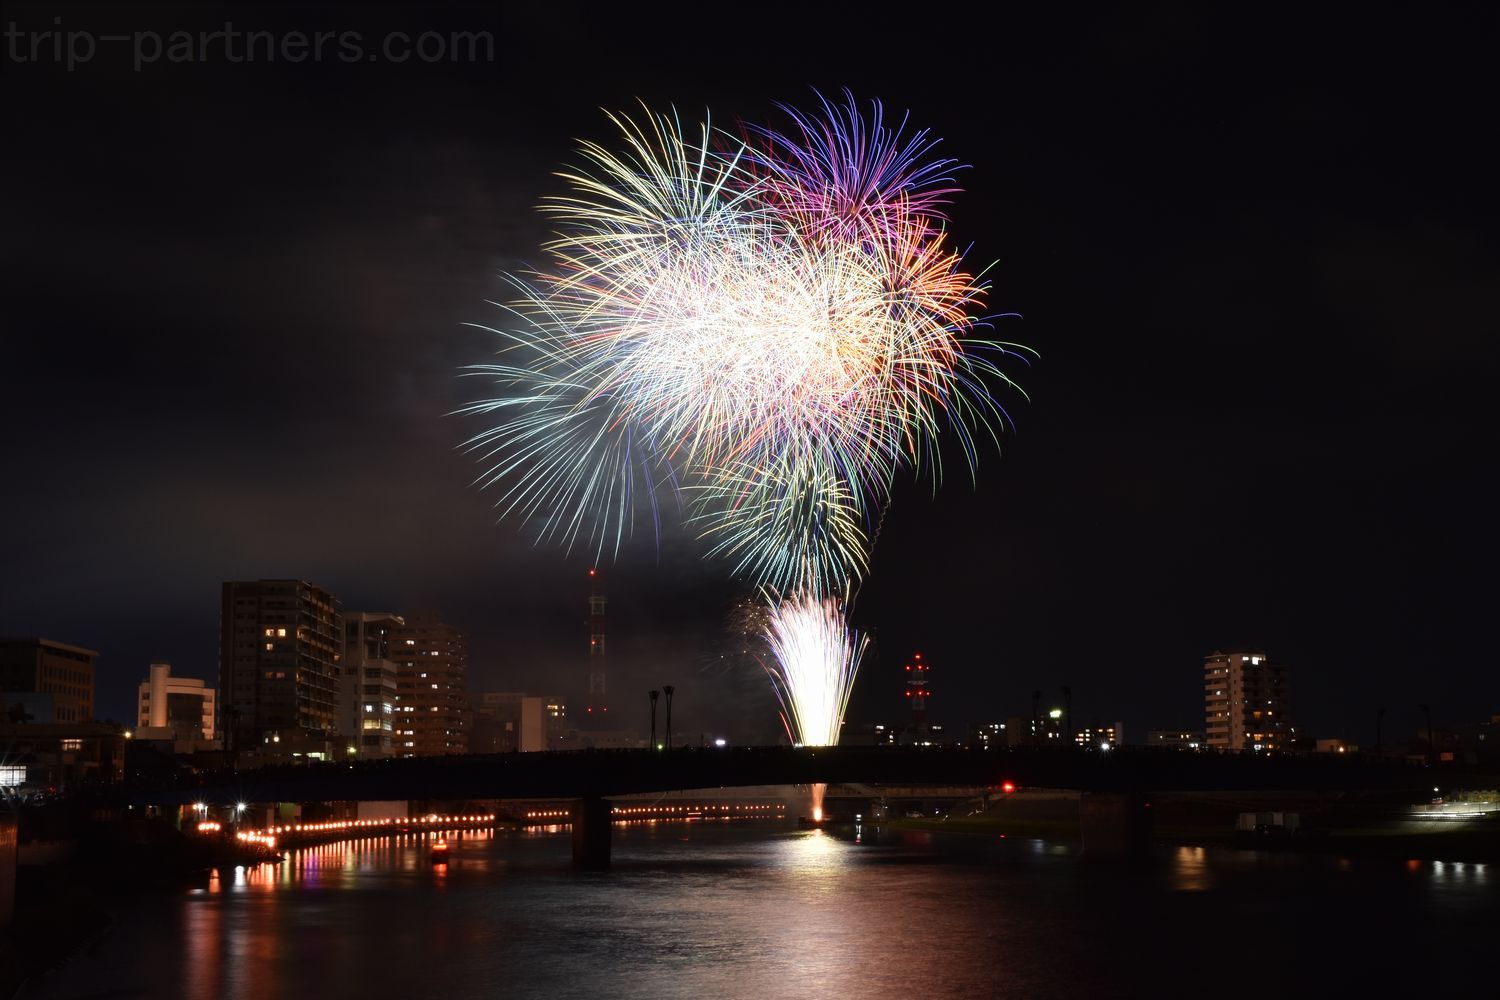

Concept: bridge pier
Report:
left=1078, top=792, right=1153, bottom=858
left=0, top=811, right=14, bottom=926
left=571, top=797, right=611, bottom=869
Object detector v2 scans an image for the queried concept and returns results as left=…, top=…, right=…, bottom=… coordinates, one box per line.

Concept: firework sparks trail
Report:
left=761, top=594, right=868, bottom=747
left=460, top=93, right=1028, bottom=751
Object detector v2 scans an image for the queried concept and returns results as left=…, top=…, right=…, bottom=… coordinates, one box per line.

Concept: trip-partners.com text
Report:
left=5, top=18, right=496, bottom=71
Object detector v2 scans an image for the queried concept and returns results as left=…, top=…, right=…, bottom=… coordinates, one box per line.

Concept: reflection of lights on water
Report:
left=782, top=828, right=844, bottom=867
left=1170, top=845, right=1213, bottom=892
left=1426, top=860, right=1488, bottom=884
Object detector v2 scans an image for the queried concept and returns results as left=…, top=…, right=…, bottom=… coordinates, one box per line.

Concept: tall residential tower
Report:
left=1203, top=649, right=1293, bottom=751
left=219, top=580, right=342, bottom=755
left=341, top=612, right=404, bottom=758
left=390, top=611, right=470, bottom=756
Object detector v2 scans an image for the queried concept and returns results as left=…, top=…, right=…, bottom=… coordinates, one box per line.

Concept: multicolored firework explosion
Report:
left=461, top=92, right=1026, bottom=746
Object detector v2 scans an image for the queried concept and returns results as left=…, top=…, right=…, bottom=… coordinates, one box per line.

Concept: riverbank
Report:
left=876, top=791, right=1500, bottom=862
left=0, top=816, right=272, bottom=998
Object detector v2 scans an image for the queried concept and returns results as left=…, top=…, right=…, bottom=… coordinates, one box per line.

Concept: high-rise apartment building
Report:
left=1203, top=649, right=1293, bottom=751
left=219, top=580, right=343, bottom=754
left=341, top=612, right=404, bottom=758
left=0, top=637, right=97, bottom=723
left=390, top=611, right=470, bottom=756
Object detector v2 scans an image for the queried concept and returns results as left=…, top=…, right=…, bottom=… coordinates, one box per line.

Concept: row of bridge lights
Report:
left=200, top=813, right=497, bottom=839
left=522, top=804, right=786, bottom=820
left=614, top=804, right=783, bottom=815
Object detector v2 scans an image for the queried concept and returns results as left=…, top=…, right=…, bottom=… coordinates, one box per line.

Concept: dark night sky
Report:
left=3, top=3, right=1496, bottom=745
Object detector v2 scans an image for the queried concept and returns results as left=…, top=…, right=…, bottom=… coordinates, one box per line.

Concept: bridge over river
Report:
left=122, top=745, right=1490, bottom=865
left=130, top=745, right=1479, bottom=806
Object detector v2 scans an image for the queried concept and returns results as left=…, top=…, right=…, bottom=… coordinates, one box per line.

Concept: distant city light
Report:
left=713, top=738, right=727, bottom=748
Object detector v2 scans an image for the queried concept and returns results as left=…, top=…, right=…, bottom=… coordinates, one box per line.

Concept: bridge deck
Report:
left=124, top=746, right=1480, bottom=807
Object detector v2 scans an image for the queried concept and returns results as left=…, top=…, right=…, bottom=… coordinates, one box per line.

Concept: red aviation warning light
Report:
left=905, top=652, right=929, bottom=724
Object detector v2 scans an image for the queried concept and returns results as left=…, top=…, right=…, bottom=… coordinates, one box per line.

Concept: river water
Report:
left=21, top=821, right=1500, bottom=998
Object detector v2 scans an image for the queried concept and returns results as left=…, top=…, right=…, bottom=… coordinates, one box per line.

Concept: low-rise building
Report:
left=1075, top=721, right=1124, bottom=750
left=1146, top=729, right=1207, bottom=750
left=0, top=637, right=97, bottom=724
left=136, top=662, right=216, bottom=740
left=967, top=722, right=1009, bottom=748
left=0, top=722, right=125, bottom=791
left=472, top=692, right=546, bottom=753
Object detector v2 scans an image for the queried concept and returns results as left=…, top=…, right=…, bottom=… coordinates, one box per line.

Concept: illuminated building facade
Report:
left=1204, top=649, right=1293, bottom=751
left=341, top=612, right=404, bottom=758
left=136, top=662, right=216, bottom=739
left=219, top=580, right=343, bottom=755
left=390, top=611, right=470, bottom=756
left=544, top=696, right=567, bottom=748
left=0, top=637, right=97, bottom=724
left=1074, top=720, right=1124, bottom=750
left=0, top=722, right=123, bottom=789
left=968, top=722, right=1009, bottom=748
left=1006, top=710, right=1065, bottom=746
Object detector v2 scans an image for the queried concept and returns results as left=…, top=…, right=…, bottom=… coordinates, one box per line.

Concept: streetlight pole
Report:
left=663, top=686, right=675, bottom=751
left=649, top=690, right=659, bottom=749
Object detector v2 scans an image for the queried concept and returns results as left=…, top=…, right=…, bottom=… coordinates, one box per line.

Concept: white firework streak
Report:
left=761, top=594, right=868, bottom=747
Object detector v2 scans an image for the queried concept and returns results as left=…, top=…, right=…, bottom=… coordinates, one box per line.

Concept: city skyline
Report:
left=4, top=576, right=1477, bottom=752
